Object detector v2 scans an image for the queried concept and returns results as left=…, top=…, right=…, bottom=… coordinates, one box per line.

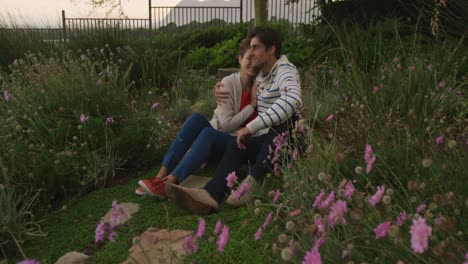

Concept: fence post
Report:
left=61, top=10, right=67, bottom=43
left=148, top=0, right=152, bottom=46
left=240, top=0, right=243, bottom=23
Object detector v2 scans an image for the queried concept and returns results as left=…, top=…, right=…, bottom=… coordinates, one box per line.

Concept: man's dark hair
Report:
left=247, top=27, right=282, bottom=59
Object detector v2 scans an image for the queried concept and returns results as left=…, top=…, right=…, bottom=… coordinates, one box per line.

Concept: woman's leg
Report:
left=156, top=113, right=212, bottom=179
left=168, top=127, right=233, bottom=183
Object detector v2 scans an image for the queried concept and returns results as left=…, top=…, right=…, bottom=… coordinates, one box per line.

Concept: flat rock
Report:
left=101, top=202, right=139, bottom=227
left=180, top=175, right=211, bottom=189
left=121, top=228, right=195, bottom=264
left=217, top=67, right=239, bottom=78
left=55, top=251, right=90, bottom=264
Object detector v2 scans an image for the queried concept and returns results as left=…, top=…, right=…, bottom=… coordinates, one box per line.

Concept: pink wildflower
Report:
left=434, top=213, right=444, bottom=226
left=108, top=227, right=117, bottom=242
left=373, top=86, right=379, bottom=94
left=262, top=212, right=273, bottom=229
left=95, top=222, right=107, bottom=243
left=374, top=221, right=391, bottom=239
left=325, top=114, right=334, bottom=122
left=105, top=117, right=114, bottom=123
left=109, top=200, right=126, bottom=227
left=216, top=225, right=229, bottom=252
left=273, top=189, right=281, bottom=203
left=232, top=181, right=250, bottom=199
left=3, top=90, right=9, bottom=102
left=314, top=236, right=327, bottom=250
left=80, top=113, right=89, bottom=123
left=396, top=211, right=407, bottom=226
left=225, top=171, right=237, bottom=189
left=213, top=219, right=222, bottom=235
left=416, top=203, right=427, bottom=214
left=320, top=191, right=335, bottom=209
left=303, top=247, right=322, bottom=264
left=292, top=148, right=298, bottom=160
left=254, top=227, right=262, bottom=240
left=289, top=208, right=302, bottom=217
left=369, top=185, right=385, bottom=206
left=344, top=181, right=355, bottom=198
left=410, top=217, right=432, bottom=253
left=364, top=144, right=376, bottom=174
left=196, top=218, right=206, bottom=238
left=313, top=190, right=326, bottom=208
left=328, top=200, right=347, bottom=227
left=435, top=135, right=444, bottom=145
left=183, top=235, right=198, bottom=255
left=17, top=260, right=41, bottom=264
left=151, top=102, right=159, bottom=110
left=314, top=218, right=326, bottom=236
left=276, top=203, right=283, bottom=216
left=289, top=238, right=295, bottom=252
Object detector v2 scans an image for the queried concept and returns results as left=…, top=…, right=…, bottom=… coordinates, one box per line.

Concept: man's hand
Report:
left=212, top=82, right=230, bottom=105
left=236, top=127, right=251, bottom=149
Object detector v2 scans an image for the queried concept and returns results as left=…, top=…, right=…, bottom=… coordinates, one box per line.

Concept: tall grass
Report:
left=251, top=20, right=466, bottom=263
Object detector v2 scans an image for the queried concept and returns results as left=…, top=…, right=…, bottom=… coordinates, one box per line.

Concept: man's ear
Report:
left=266, top=45, right=276, bottom=57
left=238, top=55, right=242, bottom=65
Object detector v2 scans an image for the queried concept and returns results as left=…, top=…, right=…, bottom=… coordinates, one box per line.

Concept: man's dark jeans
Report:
left=204, top=119, right=294, bottom=204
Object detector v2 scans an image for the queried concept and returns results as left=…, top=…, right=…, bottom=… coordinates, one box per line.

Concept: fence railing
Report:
left=1, top=0, right=320, bottom=42
left=0, top=28, right=64, bottom=43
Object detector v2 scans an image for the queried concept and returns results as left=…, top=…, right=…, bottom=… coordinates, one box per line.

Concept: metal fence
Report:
left=0, top=0, right=320, bottom=42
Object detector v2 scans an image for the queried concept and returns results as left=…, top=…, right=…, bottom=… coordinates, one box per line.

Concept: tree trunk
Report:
left=254, top=0, right=268, bottom=27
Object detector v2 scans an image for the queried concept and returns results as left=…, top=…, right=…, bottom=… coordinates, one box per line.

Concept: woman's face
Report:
left=239, top=49, right=258, bottom=77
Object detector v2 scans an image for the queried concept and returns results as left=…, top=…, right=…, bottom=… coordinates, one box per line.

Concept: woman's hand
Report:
left=250, top=83, right=258, bottom=108
left=212, top=82, right=230, bottom=105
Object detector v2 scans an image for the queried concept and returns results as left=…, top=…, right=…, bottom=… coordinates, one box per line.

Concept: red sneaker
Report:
left=135, top=187, right=146, bottom=196
left=138, top=178, right=168, bottom=199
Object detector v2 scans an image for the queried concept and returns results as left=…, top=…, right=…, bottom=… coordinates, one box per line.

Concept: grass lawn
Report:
left=18, top=166, right=280, bottom=264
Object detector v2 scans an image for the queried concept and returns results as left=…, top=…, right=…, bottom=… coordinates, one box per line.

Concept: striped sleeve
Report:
left=247, top=67, right=302, bottom=134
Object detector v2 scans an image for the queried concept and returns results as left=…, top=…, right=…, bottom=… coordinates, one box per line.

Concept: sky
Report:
left=0, top=0, right=238, bottom=27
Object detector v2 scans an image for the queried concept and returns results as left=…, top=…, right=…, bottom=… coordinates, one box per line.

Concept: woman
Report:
left=136, top=38, right=258, bottom=198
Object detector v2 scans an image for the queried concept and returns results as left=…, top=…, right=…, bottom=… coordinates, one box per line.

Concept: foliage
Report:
left=0, top=48, right=170, bottom=206
left=250, top=20, right=467, bottom=263
left=0, top=183, right=42, bottom=259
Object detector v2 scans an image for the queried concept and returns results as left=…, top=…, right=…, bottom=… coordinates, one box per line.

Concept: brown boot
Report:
left=165, top=184, right=219, bottom=215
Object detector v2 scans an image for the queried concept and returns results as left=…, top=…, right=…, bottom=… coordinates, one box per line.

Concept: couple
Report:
left=137, top=27, right=302, bottom=215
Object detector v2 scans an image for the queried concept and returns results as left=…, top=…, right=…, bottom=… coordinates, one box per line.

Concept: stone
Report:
left=121, top=228, right=195, bottom=264
left=217, top=67, right=239, bottom=78
left=55, top=251, right=90, bottom=264
left=101, top=202, right=139, bottom=227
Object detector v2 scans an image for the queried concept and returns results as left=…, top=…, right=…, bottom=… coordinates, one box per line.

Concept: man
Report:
left=165, top=27, right=302, bottom=215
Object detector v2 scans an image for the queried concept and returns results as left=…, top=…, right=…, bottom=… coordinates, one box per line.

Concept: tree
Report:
left=254, top=0, right=268, bottom=26
left=74, top=0, right=128, bottom=17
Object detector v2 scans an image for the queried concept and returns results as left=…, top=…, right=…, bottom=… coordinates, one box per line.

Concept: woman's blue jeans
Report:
left=162, top=113, right=233, bottom=183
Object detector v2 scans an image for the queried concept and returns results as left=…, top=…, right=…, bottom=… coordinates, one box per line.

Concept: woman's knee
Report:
left=187, top=113, right=208, bottom=123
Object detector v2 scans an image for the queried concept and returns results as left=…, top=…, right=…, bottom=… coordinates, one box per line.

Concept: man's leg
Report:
left=250, top=121, right=292, bottom=183
left=165, top=136, right=260, bottom=215
left=203, top=137, right=261, bottom=204
left=225, top=120, right=294, bottom=206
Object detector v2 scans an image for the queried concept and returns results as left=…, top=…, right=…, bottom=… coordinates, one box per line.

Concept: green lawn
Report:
left=18, top=166, right=281, bottom=264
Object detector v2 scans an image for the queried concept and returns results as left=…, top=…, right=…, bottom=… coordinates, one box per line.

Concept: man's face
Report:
left=250, top=36, right=274, bottom=70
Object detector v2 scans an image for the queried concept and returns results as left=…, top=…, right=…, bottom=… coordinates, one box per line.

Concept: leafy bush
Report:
left=0, top=48, right=169, bottom=205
